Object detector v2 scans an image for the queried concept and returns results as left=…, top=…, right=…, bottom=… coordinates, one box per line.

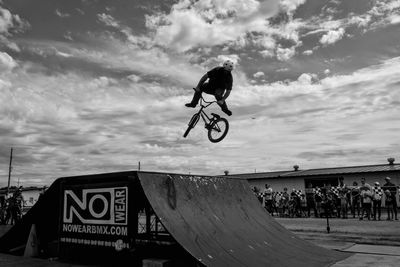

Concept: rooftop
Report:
left=227, top=163, right=400, bottom=180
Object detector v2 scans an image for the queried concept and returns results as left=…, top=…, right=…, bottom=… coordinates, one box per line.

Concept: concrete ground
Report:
left=0, top=217, right=399, bottom=266
left=277, top=217, right=400, bottom=267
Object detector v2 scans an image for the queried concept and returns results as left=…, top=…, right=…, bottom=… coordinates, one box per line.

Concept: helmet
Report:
left=223, top=60, right=234, bottom=71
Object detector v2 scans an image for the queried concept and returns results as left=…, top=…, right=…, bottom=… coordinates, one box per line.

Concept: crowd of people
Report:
left=0, top=187, right=24, bottom=225
left=252, top=176, right=399, bottom=221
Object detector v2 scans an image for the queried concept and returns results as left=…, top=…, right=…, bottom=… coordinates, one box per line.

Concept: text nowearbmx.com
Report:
left=63, top=224, right=128, bottom=236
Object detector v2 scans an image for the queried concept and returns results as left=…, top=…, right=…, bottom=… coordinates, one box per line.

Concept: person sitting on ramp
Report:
left=185, top=60, right=234, bottom=116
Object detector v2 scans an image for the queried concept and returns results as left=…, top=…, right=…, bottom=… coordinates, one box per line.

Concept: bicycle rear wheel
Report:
left=208, top=117, right=229, bottom=143
left=183, top=113, right=200, bottom=138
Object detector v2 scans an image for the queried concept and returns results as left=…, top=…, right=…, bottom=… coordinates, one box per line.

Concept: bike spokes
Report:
left=208, top=117, right=229, bottom=143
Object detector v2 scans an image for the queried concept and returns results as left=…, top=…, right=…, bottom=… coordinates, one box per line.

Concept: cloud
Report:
left=0, top=5, right=29, bottom=51
left=0, top=5, right=28, bottom=34
left=97, top=13, right=119, bottom=28
left=320, top=28, right=345, bottom=45
left=55, top=9, right=71, bottom=18
left=276, top=45, right=296, bottom=61
left=0, top=51, right=17, bottom=71
left=0, top=6, right=15, bottom=33
left=146, top=0, right=280, bottom=52
left=253, top=71, right=265, bottom=78
left=279, top=0, right=306, bottom=15
left=297, top=73, right=316, bottom=84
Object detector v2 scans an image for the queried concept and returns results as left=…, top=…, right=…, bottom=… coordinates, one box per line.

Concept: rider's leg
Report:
left=185, top=83, right=212, bottom=107
left=215, top=93, right=232, bottom=116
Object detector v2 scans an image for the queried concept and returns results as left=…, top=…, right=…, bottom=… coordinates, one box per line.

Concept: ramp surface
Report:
left=138, top=172, right=349, bottom=267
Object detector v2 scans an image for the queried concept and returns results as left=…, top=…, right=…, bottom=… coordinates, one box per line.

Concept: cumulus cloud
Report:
left=0, top=51, right=17, bottom=71
left=279, top=0, right=306, bottom=15
left=0, top=5, right=28, bottom=34
left=146, top=0, right=280, bottom=52
left=320, top=28, right=345, bottom=46
left=253, top=71, right=265, bottom=78
left=276, top=45, right=296, bottom=61
left=297, top=73, right=316, bottom=84
left=0, top=5, right=29, bottom=51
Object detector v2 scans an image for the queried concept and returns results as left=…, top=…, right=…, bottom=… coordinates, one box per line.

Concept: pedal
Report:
left=211, top=113, right=220, bottom=119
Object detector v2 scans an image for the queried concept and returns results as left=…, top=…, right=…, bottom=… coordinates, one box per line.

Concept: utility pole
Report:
left=7, top=147, right=13, bottom=195
left=138, top=161, right=141, bottom=171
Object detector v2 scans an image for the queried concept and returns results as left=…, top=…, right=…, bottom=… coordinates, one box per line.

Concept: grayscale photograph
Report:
left=0, top=0, right=399, bottom=266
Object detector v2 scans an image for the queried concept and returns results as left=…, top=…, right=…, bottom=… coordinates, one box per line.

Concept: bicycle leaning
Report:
left=183, top=89, right=229, bottom=143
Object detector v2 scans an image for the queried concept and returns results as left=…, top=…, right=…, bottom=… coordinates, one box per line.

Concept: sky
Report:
left=1, top=0, right=400, bottom=187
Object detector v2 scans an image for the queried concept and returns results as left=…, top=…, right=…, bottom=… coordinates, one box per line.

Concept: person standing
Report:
left=281, top=188, right=290, bottom=217
left=314, top=187, right=323, bottom=218
left=305, top=183, right=316, bottom=217
left=372, top=182, right=383, bottom=220
left=360, top=186, right=373, bottom=220
left=384, top=190, right=395, bottom=220
left=337, top=177, right=349, bottom=219
left=263, top=184, right=274, bottom=215
left=350, top=182, right=361, bottom=218
left=382, top=177, right=398, bottom=220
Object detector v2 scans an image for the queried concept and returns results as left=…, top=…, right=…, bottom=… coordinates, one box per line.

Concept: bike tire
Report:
left=208, top=117, right=229, bottom=143
left=183, top=113, right=200, bottom=138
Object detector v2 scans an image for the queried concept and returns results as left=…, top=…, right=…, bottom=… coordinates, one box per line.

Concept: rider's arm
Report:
left=222, top=89, right=231, bottom=101
left=195, top=74, right=208, bottom=91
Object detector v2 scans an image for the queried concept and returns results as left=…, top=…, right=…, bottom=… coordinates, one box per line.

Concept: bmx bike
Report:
left=183, top=89, right=229, bottom=143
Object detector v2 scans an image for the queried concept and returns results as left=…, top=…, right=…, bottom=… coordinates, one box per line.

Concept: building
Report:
left=228, top=158, right=400, bottom=204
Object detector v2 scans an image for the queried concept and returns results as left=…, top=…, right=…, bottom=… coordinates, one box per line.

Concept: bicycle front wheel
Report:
left=183, top=113, right=200, bottom=138
left=208, top=117, right=229, bottom=143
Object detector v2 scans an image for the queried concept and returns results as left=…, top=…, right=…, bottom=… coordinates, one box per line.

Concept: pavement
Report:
left=0, top=218, right=399, bottom=266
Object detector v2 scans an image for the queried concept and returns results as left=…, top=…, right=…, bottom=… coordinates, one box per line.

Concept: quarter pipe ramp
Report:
left=0, top=171, right=349, bottom=266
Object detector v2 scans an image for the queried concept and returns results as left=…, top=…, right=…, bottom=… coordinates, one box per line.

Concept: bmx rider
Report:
left=185, top=60, right=234, bottom=116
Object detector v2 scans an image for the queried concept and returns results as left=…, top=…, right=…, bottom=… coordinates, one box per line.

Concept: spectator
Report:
left=263, top=184, right=274, bottom=215
left=305, top=183, right=315, bottom=217
left=350, top=182, right=361, bottom=218
left=385, top=189, right=395, bottom=220
left=314, top=187, right=323, bottom=218
left=337, top=177, right=349, bottom=219
left=360, top=185, right=373, bottom=220
left=382, top=177, right=398, bottom=220
left=372, top=182, right=382, bottom=220
left=290, top=189, right=301, bottom=217
left=273, top=192, right=282, bottom=216
left=321, top=187, right=334, bottom=218
left=300, top=193, right=308, bottom=217
left=281, top=188, right=290, bottom=217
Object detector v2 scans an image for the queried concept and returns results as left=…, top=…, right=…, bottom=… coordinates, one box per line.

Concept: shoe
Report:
left=185, top=103, right=196, bottom=108
left=222, top=108, right=232, bottom=116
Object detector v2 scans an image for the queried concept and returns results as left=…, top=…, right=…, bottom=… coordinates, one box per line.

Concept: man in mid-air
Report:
left=185, top=60, right=234, bottom=116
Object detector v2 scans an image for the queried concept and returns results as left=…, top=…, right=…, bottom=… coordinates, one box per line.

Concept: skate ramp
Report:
left=138, top=172, right=349, bottom=267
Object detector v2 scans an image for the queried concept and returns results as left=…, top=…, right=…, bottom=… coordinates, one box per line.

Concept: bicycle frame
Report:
left=195, top=96, right=216, bottom=127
